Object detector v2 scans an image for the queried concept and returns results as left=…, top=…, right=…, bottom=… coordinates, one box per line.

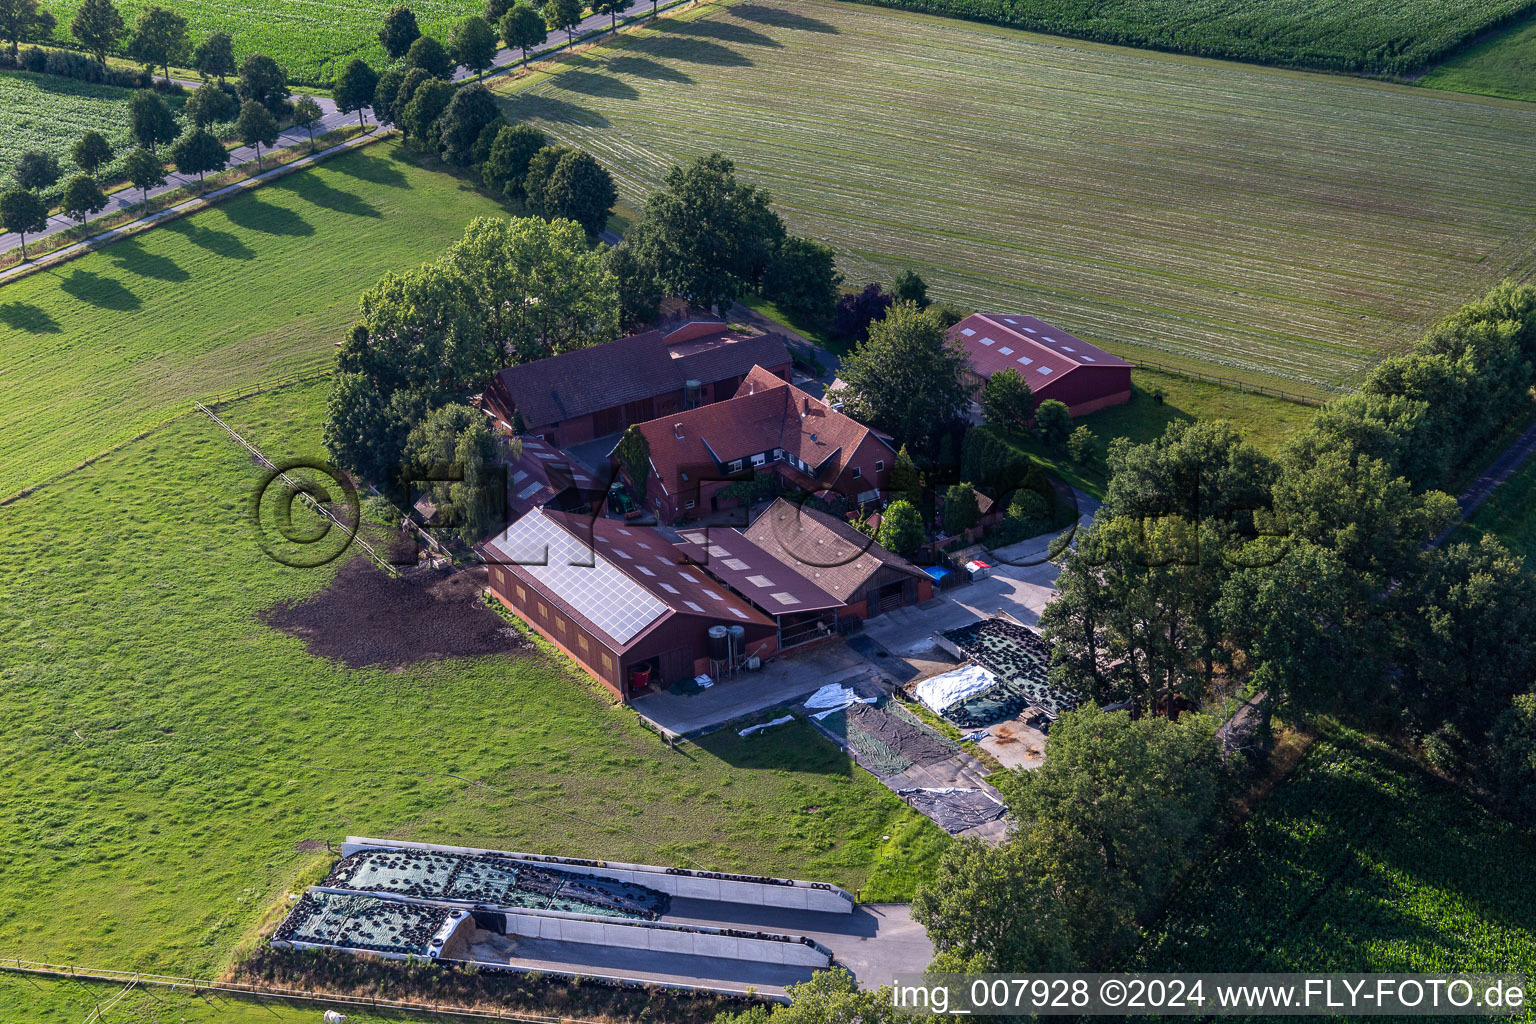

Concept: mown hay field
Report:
left=834, top=0, right=1533, bottom=76
left=504, top=0, right=1536, bottom=396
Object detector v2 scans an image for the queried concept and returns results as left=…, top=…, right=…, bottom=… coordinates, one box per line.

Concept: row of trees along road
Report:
left=910, top=282, right=1536, bottom=979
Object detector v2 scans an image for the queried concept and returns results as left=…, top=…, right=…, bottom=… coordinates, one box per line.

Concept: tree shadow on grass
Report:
left=274, top=176, right=382, bottom=219
left=104, top=238, right=190, bottom=282
left=551, top=69, right=641, bottom=99
left=499, top=93, right=613, bottom=129
left=633, top=34, right=754, bottom=68
left=731, top=3, right=839, bottom=32
left=328, top=147, right=411, bottom=188
left=221, top=194, right=315, bottom=237
left=163, top=219, right=256, bottom=260
left=56, top=269, right=140, bottom=311
left=606, top=55, right=694, bottom=84
left=665, top=17, right=783, bottom=48
left=0, top=301, right=61, bottom=333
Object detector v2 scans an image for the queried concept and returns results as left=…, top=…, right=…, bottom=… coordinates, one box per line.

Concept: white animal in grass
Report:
left=323, top=1013, right=348, bottom=1024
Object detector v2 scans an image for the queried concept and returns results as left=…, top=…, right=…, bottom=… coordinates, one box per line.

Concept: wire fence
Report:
left=1134, top=359, right=1331, bottom=407
left=0, top=958, right=611, bottom=1022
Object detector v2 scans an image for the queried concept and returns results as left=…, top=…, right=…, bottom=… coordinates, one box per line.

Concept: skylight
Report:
left=723, top=558, right=750, bottom=571
left=703, top=588, right=723, bottom=600
left=979, top=337, right=995, bottom=346
left=770, top=593, right=801, bottom=606
left=960, top=327, right=976, bottom=336
left=1016, top=355, right=1033, bottom=366
left=684, top=600, right=705, bottom=613
left=659, top=583, right=679, bottom=594
left=729, top=607, right=749, bottom=619
left=746, top=574, right=774, bottom=588
left=636, top=565, right=656, bottom=576
left=998, top=347, right=1013, bottom=356
left=1038, top=366, right=1054, bottom=375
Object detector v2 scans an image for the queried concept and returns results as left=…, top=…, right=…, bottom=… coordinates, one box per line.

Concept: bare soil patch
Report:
left=261, top=558, right=529, bottom=669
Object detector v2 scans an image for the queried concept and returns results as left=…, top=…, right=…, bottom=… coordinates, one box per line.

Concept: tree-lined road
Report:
left=0, top=0, right=680, bottom=259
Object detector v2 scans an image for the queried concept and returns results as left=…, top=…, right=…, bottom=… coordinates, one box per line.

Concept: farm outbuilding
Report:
left=676, top=525, right=845, bottom=650
left=483, top=321, right=793, bottom=448
left=481, top=509, right=776, bottom=701
left=742, top=499, right=934, bottom=620
left=949, top=313, right=1133, bottom=417
left=626, top=366, right=896, bottom=524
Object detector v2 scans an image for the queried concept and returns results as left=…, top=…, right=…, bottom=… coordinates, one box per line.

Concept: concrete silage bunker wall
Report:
left=342, top=837, right=855, bottom=914
left=493, top=909, right=833, bottom=967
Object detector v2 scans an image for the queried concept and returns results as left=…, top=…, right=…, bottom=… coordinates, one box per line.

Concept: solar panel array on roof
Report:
left=486, top=510, right=667, bottom=646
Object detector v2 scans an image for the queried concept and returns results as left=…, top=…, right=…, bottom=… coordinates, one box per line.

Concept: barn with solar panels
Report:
left=948, top=313, right=1133, bottom=417
left=480, top=508, right=777, bottom=700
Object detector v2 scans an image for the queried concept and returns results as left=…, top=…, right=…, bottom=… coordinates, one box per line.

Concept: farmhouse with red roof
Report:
left=948, top=313, right=1133, bottom=417
left=622, top=366, right=896, bottom=524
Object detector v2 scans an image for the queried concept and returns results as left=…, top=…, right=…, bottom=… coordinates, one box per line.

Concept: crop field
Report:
left=0, top=376, right=941, bottom=1020
left=1134, top=730, right=1536, bottom=973
left=38, top=0, right=483, bottom=85
left=501, top=0, right=1536, bottom=397
left=0, top=139, right=525, bottom=502
left=1420, top=8, right=1536, bottom=105
left=0, top=71, right=136, bottom=194
left=834, top=0, right=1534, bottom=76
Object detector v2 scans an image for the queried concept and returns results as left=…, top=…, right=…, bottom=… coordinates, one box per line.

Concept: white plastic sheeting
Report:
left=739, top=715, right=794, bottom=737
left=804, top=684, right=877, bottom=719
left=913, top=664, right=998, bottom=713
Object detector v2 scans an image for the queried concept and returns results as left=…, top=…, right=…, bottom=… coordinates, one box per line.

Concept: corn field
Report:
left=506, top=0, right=1536, bottom=394
left=39, top=0, right=485, bottom=85
left=0, top=71, right=136, bottom=196
left=834, top=0, right=1536, bottom=76
left=1135, top=732, right=1536, bottom=973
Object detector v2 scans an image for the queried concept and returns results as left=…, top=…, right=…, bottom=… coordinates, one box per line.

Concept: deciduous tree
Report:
left=762, top=234, right=840, bottom=326
left=1034, top=399, right=1072, bottom=447
left=0, top=187, right=49, bottom=258
left=592, top=0, right=625, bottom=32
left=400, top=77, right=454, bottom=146
left=60, top=172, right=107, bottom=227
left=13, top=149, right=60, bottom=191
left=628, top=151, right=784, bottom=314
left=129, top=90, right=180, bottom=155
left=121, top=145, right=165, bottom=205
left=70, top=0, right=123, bottom=64
left=876, top=498, right=925, bottom=557
left=237, top=53, right=290, bottom=117
left=891, top=268, right=929, bottom=307
left=378, top=5, right=420, bottom=60
left=128, top=4, right=188, bottom=81
left=191, top=30, right=235, bottom=82
left=480, top=122, right=545, bottom=197
left=980, top=366, right=1032, bottom=430
left=170, top=127, right=228, bottom=190
left=839, top=300, right=974, bottom=448
left=404, top=403, right=512, bottom=543
left=235, top=99, right=280, bottom=171
left=542, top=0, right=583, bottom=43
left=185, top=80, right=238, bottom=128
left=499, top=2, right=547, bottom=64
left=448, top=14, right=498, bottom=78
left=525, top=146, right=615, bottom=237
left=438, top=84, right=502, bottom=166
left=405, top=33, right=453, bottom=77
left=334, top=58, right=380, bottom=129
left=0, top=0, right=54, bottom=59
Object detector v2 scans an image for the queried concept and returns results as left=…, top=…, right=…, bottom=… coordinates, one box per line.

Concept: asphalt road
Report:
left=0, top=0, right=672, bottom=258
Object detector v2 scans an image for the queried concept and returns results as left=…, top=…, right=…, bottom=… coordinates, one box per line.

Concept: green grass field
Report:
left=836, top=0, right=1533, bottom=76
left=0, top=139, right=520, bottom=501
left=0, top=376, right=942, bottom=1018
left=0, top=71, right=136, bottom=196
left=989, top=369, right=1316, bottom=498
left=1134, top=729, right=1536, bottom=974
left=502, top=0, right=1536, bottom=397
left=1421, top=8, right=1536, bottom=104
left=37, top=0, right=481, bottom=85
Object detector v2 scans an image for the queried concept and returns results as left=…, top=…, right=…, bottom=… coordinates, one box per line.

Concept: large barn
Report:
left=481, top=509, right=776, bottom=701
left=483, top=321, right=793, bottom=448
left=626, top=366, right=895, bottom=524
left=948, top=313, right=1133, bottom=417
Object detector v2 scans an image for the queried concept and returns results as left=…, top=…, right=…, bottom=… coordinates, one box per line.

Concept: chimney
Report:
left=674, top=422, right=685, bottom=440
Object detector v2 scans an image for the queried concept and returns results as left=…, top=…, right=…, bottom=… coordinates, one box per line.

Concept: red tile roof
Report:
left=742, top=498, right=929, bottom=603
left=489, top=327, right=790, bottom=430
left=675, top=527, right=843, bottom=615
left=506, top=437, right=604, bottom=515
left=948, top=313, right=1130, bottom=390
left=634, top=366, right=889, bottom=497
